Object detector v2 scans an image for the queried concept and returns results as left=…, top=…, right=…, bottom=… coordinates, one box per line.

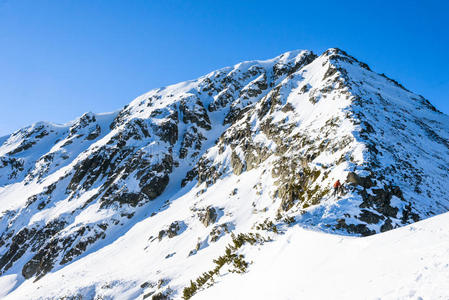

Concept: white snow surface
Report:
left=195, top=212, right=449, bottom=300
left=2, top=173, right=449, bottom=300
left=2, top=185, right=449, bottom=300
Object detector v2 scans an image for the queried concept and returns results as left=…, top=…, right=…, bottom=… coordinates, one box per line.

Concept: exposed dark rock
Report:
left=141, top=174, right=170, bottom=200
left=0, top=228, right=35, bottom=274
left=181, top=169, right=198, bottom=187
left=281, top=103, right=295, bottom=113
left=210, top=223, right=231, bottom=242
left=346, top=172, right=373, bottom=188
left=158, top=221, right=186, bottom=240
left=180, top=98, right=211, bottom=130
left=230, top=152, right=245, bottom=175
left=196, top=158, right=222, bottom=187
left=1, top=219, right=68, bottom=279
left=359, top=209, right=384, bottom=224
left=86, top=124, right=101, bottom=140
left=380, top=218, right=394, bottom=232
left=199, top=207, right=218, bottom=227
left=155, top=120, right=178, bottom=145
left=336, top=219, right=376, bottom=236
left=299, top=84, right=311, bottom=94
left=179, top=127, right=206, bottom=159
left=323, top=66, right=338, bottom=80
left=7, top=140, right=36, bottom=155
left=359, top=185, right=402, bottom=222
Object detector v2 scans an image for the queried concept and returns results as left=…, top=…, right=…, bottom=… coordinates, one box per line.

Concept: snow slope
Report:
left=0, top=48, right=448, bottom=299
left=3, top=172, right=449, bottom=300
left=2, top=178, right=449, bottom=299
left=195, top=210, right=449, bottom=300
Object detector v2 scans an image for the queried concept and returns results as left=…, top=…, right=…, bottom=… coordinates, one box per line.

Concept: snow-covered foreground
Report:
left=196, top=212, right=449, bottom=300
left=2, top=203, right=449, bottom=299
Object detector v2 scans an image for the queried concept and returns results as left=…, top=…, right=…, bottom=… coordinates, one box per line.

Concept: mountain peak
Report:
left=320, top=47, right=372, bottom=72
left=1, top=49, right=448, bottom=298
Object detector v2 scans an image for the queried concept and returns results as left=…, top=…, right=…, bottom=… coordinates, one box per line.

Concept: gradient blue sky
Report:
left=1, top=0, right=448, bottom=136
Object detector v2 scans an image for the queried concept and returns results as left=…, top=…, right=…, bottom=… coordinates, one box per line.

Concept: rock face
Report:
left=158, top=221, right=187, bottom=240
left=199, top=207, right=219, bottom=227
left=1, top=48, right=449, bottom=297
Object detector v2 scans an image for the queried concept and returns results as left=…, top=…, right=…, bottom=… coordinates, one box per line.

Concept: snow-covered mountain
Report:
left=1, top=48, right=449, bottom=299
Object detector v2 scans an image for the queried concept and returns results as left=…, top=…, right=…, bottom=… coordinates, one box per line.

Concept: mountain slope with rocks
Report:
left=0, top=48, right=448, bottom=299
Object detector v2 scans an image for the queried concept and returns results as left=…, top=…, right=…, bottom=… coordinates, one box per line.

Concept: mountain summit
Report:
left=1, top=48, right=449, bottom=299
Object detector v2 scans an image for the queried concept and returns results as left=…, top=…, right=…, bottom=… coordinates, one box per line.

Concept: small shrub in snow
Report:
left=182, top=232, right=267, bottom=299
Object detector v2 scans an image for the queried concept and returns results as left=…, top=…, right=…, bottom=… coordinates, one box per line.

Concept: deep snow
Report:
left=195, top=211, right=449, bottom=300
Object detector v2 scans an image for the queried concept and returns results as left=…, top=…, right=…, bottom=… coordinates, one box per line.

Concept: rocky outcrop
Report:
left=346, top=172, right=373, bottom=188
left=199, top=207, right=219, bottom=227
left=158, top=221, right=187, bottom=240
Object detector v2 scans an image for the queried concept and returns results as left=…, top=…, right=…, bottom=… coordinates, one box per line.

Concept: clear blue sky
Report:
left=0, top=0, right=448, bottom=136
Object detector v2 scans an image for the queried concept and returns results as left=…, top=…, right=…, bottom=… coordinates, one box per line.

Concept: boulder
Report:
left=200, top=207, right=218, bottom=227
left=346, top=172, right=373, bottom=188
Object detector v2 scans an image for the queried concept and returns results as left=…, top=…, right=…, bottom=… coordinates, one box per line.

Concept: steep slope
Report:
left=185, top=48, right=449, bottom=235
left=0, top=50, right=316, bottom=281
left=0, top=48, right=448, bottom=299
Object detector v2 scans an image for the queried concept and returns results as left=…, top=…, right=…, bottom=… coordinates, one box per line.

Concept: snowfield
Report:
left=195, top=211, right=449, bottom=300
left=2, top=209, right=449, bottom=299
